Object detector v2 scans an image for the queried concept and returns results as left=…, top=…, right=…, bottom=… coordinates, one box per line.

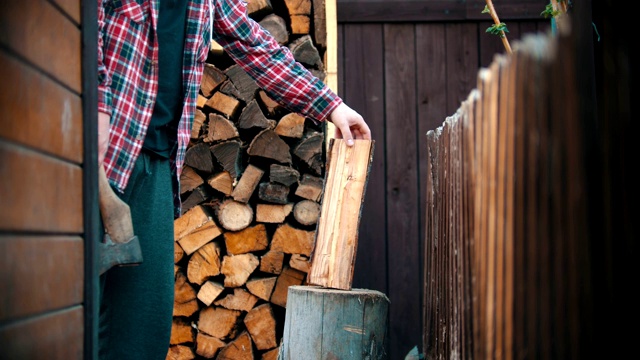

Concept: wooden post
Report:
left=279, top=285, right=389, bottom=360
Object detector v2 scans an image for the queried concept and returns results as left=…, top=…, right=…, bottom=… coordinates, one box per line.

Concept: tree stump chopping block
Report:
left=278, top=285, right=389, bottom=360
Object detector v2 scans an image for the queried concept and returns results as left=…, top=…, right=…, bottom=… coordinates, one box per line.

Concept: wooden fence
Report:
left=422, top=27, right=592, bottom=358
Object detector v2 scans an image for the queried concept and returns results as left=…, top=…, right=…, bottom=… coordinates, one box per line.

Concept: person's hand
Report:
left=328, top=102, right=372, bottom=146
left=98, top=111, right=111, bottom=166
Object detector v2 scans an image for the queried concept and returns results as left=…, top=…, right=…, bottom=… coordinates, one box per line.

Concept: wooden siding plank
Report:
left=383, top=23, right=421, bottom=360
left=0, top=235, right=84, bottom=321
left=444, top=23, right=479, bottom=115
left=341, top=23, right=388, bottom=295
left=0, top=0, right=81, bottom=93
left=337, top=0, right=548, bottom=23
left=0, top=141, right=83, bottom=233
left=0, top=51, right=83, bottom=163
left=52, top=0, right=81, bottom=24
left=0, top=307, right=83, bottom=359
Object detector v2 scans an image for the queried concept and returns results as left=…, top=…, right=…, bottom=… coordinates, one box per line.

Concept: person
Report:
left=97, top=0, right=371, bottom=358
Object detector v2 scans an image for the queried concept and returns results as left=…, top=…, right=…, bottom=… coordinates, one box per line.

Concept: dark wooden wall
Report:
left=0, top=0, right=97, bottom=358
left=335, top=0, right=549, bottom=358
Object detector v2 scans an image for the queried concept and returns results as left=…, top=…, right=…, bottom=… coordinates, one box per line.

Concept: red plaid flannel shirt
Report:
left=98, top=0, right=341, bottom=216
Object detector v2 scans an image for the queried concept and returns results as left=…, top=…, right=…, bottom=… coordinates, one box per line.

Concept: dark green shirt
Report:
left=143, top=0, right=188, bottom=158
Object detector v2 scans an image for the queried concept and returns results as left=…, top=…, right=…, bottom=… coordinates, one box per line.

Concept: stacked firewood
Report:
left=166, top=1, right=329, bottom=359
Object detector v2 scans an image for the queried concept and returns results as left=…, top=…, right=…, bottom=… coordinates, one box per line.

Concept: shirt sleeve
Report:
left=97, top=0, right=113, bottom=115
left=211, top=0, right=342, bottom=122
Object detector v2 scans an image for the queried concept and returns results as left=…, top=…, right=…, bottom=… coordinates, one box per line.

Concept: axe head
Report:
left=98, top=166, right=143, bottom=275
left=99, top=234, right=143, bottom=275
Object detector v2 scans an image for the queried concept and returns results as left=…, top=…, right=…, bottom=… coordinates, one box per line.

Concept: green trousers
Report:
left=99, top=150, right=175, bottom=360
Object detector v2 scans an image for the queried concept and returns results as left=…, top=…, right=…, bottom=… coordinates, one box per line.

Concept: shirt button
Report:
left=146, top=99, right=152, bottom=105
left=136, top=133, right=144, bottom=140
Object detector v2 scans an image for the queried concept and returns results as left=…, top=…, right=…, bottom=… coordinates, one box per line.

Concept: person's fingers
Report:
left=340, top=124, right=354, bottom=146
left=353, top=128, right=363, bottom=140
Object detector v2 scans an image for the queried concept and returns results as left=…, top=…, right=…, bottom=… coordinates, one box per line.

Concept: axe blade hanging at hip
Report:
left=98, top=165, right=143, bottom=275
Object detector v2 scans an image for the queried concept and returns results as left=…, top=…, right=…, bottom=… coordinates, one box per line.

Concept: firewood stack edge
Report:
left=167, top=1, right=331, bottom=359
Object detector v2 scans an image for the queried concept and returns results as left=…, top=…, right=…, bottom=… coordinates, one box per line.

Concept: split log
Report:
left=279, top=286, right=389, bottom=360
left=258, top=182, right=289, bottom=204
left=259, top=250, right=284, bottom=275
left=204, top=113, right=239, bottom=143
left=288, top=35, right=322, bottom=68
left=219, top=80, right=242, bottom=100
left=211, top=140, right=243, bottom=180
left=175, top=242, right=185, bottom=263
left=221, top=253, right=260, bottom=287
left=166, top=345, right=195, bottom=360
left=247, top=129, right=292, bottom=164
left=201, top=63, right=227, bottom=97
left=177, top=219, right=222, bottom=256
left=214, top=287, right=259, bottom=312
left=274, top=113, right=305, bottom=138
left=294, top=173, right=323, bottom=202
left=195, top=332, right=226, bottom=359
left=205, top=91, right=241, bottom=119
left=261, top=348, right=279, bottom=360
left=238, top=99, right=275, bottom=130
left=269, top=164, right=299, bottom=186
left=174, top=271, right=199, bottom=317
left=246, top=276, right=277, bottom=301
left=197, top=280, right=225, bottom=307
left=312, top=0, right=327, bottom=49
left=284, top=0, right=311, bottom=15
left=270, top=223, right=315, bottom=256
left=244, top=303, right=277, bottom=350
left=198, top=306, right=242, bottom=340
left=197, top=94, right=207, bottom=109
left=270, top=266, right=306, bottom=308
left=181, top=185, right=214, bottom=214
left=170, top=317, right=194, bottom=345
left=290, top=15, right=310, bottom=34
left=187, top=241, right=222, bottom=285
left=185, top=142, right=214, bottom=173
left=217, top=332, right=254, bottom=359
left=224, top=223, right=269, bottom=255
left=247, top=0, right=273, bottom=19
left=257, top=90, right=285, bottom=118
left=217, top=199, right=254, bottom=231
left=308, top=139, right=374, bottom=290
left=232, top=164, right=265, bottom=203
left=292, top=199, right=321, bottom=226
left=293, top=131, right=324, bottom=175
left=259, top=14, right=288, bottom=45
left=174, top=205, right=212, bottom=240
left=207, top=171, right=234, bottom=196
left=256, top=203, right=293, bottom=223
left=180, top=166, right=204, bottom=194
left=289, top=254, right=310, bottom=273
left=192, top=109, right=207, bottom=139
left=225, top=65, right=259, bottom=103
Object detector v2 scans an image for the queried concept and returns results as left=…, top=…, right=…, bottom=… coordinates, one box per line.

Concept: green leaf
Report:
left=482, top=5, right=490, bottom=14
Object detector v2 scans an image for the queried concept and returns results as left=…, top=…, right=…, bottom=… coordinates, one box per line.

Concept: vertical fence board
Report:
left=383, top=23, right=421, bottom=359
